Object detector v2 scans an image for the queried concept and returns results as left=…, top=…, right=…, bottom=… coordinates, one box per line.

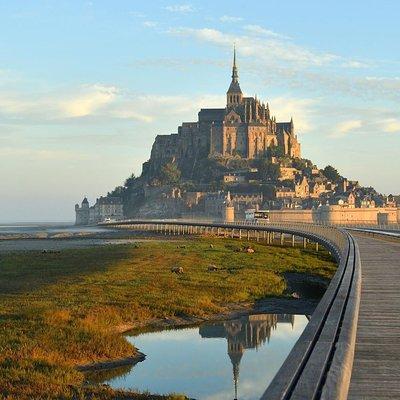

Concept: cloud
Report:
left=243, top=24, right=289, bottom=39
left=60, top=84, right=118, bottom=118
left=131, top=57, right=225, bottom=70
left=269, top=97, right=316, bottom=132
left=166, top=25, right=400, bottom=104
left=220, top=15, right=243, bottom=23
left=0, top=83, right=225, bottom=128
left=142, top=20, right=158, bottom=28
left=110, top=93, right=224, bottom=124
left=129, top=11, right=146, bottom=18
left=0, top=84, right=119, bottom=121
left=164, top=4, right=195, bottom=13
left=382, top=118, right=400, bottom=133
left=341, top=60, right=370, bottom=69
left=168, top=27, right=347, bottom=73
left=168, top=27, right=341, bottom=68
left=331, top=119, right=362, bottom=138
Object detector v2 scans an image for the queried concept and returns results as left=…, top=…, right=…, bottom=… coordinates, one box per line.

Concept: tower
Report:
left=223, top=191, right=235, bottom=222
left=226, top=45, right=243, bottom=107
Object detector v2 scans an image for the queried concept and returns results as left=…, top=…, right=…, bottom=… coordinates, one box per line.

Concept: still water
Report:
left=0, top=224, right=110, bottom=235
left=93, top=313, right=308, bottom=400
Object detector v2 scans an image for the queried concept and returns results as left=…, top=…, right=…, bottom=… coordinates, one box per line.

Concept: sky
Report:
left=1, top=0, right=399, bottom=222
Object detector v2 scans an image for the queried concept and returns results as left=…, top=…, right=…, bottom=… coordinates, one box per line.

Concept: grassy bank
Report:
left=0, top=237, right=336, bottom=399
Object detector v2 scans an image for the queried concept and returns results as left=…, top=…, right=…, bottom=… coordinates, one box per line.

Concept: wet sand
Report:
left=0, top=238, right=141, bottom=253
left=0, top=226, right=180, bottom=253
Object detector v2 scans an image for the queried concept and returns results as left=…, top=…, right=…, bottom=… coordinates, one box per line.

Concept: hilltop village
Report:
left=75, top=50, right=399, bottom=225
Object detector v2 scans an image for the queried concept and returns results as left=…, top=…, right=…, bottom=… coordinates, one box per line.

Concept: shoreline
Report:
left=1, top=230, right=334, bottom=394
left=76, top=295, right=320, bottom=373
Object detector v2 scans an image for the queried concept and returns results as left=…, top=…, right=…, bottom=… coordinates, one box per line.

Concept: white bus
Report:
left=245, top=209, right=270, bottom=222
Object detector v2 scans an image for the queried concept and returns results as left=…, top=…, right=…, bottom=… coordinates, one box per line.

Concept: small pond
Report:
left=89, top=313, right=309, bottom=400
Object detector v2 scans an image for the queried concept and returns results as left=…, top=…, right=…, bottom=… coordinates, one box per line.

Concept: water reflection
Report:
left=93, top=313, right=308, bottom=400
left=200, top=314, right=295, bottom=400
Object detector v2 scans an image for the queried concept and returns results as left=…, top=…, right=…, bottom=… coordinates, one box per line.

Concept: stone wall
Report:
left=267, top=206, right=400, bottom=225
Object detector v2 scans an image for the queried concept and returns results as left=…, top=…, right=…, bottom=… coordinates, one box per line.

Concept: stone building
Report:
left=204, top=191, right=235, bottom=221
left=386, top=194, right=399, bottom=207
left=75, top=197, right=90, bottom=225
left=294, top=176, right=310, bottom=198
left=75, top=196, right=123, bottom=225
left=279, top=166, right=299, bottom=181
left=94, top=197, right=124, bottom=222
left=310, top=181, right=329, bottom=198
left=231, top=193, right=263, bottom=214
left=143, top=47, right=301, bottom=178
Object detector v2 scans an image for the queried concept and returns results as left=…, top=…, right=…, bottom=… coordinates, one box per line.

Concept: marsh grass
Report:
left=0, top=237, right=336, bottom=399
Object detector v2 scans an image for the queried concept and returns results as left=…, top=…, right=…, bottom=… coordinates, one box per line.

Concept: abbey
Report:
left=144, top=48, right=300, bottom=176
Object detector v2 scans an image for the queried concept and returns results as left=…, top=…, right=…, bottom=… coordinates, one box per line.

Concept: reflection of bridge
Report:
left=200, top=314, right=295, bottom=400
left=101, top=219, right=400, bottom=399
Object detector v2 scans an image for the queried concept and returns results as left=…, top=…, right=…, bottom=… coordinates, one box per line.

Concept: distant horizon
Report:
left=1, top=0, right=399, bottom=221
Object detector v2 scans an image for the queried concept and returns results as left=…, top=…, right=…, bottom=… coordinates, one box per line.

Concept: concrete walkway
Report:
left=348, top=234, right=400, bottom=399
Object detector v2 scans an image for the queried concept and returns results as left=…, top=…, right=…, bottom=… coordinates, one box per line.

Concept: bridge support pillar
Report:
left=280, top=233, right=284, bottom=245
left=303, top=237, right=307, bottom=249
left=231, top=229, right=234, bottom=238
left=239, top=229, right=242, bottom=239
left=217, top=227, right=220, bottom=236
left=315, top=242, right=319, bottom=251
left=292, top=235, right=295, bottom=247
left=247, top=230, right=250, bottom=241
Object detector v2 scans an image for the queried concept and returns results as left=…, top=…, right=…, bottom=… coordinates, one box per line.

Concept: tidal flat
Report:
left=0, top=237, right=336, bottom=399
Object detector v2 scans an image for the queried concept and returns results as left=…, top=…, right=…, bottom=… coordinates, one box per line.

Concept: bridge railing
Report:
left=100, top=219, right=361, bottom=400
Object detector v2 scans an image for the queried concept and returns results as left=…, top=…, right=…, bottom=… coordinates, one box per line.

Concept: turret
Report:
left=81, top=197, right=89, bottom=209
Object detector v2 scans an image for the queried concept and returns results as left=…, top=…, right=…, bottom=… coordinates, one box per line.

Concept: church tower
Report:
left=226, top=46, right=243, bottom=107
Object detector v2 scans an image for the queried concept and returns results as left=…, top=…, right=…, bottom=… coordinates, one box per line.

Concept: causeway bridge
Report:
left=100, top=219, right=400, bottom=400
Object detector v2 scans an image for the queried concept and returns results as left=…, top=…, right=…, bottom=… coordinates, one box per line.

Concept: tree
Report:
left=192, top=156, right=229, bottom=183
left=107, top=186, right=125, bottom=197
left=124, top=173, right=137, bottom=188
left=268, top=143, right=284, bottom=158
left=257, top=159, right=280, bottom=182
left=227, top=156, right=250, bottom=170
left=322, top=165, right=342, bottom=183
left=160, top=162, right=181, bottom=185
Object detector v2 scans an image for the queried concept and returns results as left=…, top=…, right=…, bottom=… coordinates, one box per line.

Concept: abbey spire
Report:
left=227, top=45, right=243, bottom=107
left=232, top=44, right=238, bottom=82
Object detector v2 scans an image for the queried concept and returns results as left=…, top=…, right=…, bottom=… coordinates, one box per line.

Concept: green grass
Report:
left=0, top=238, right=336, bottom=399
